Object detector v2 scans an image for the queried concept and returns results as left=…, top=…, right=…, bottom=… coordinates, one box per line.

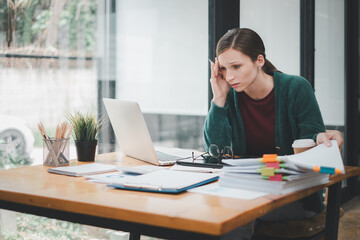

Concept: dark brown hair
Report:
left=216, top=28, right=277, bottom=74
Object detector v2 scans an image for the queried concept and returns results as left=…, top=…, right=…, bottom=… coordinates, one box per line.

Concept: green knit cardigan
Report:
left=203, top=71, right=326, bottom=213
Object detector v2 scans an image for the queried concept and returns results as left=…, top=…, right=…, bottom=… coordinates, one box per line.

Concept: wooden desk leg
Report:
left=129, top=232, right=141, bottom=240
left=325, top=182, right=341, bottom=240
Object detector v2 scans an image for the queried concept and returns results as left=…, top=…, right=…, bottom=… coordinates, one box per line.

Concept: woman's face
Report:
left=218, top=48, right=260, bottom=92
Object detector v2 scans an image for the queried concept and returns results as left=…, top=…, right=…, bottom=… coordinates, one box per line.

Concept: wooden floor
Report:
left=338, top=195, right=360, bottom=240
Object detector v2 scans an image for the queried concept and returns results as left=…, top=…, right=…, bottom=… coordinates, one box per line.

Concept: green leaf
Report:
left=67, top=112, right=105, bottom=142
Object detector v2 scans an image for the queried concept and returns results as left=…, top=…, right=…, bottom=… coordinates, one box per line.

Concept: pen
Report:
left=38, top=122, right=70, bottom=165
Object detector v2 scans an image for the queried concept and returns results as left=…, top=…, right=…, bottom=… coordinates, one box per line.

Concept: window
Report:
left=0, top=1, right=106, bottom=238
left=0, top=0, right=98, bottom=168
left=1, top=1, right=209, bottom=236
left=240, top=0, right=300, bottom=75
left=314, top=0, right=345, bottom=128
left=99, top=0, right=209, bottom=151
left=116, top=0, right=208, bottom=115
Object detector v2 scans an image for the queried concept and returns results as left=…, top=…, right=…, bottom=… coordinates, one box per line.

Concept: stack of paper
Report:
left=220, top=171, right=329, bottom=195
left=219, top=141, right=343, bottom=195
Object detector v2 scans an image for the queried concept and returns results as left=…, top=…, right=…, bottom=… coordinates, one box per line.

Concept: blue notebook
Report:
left=107, top=169, right=219, bottom=193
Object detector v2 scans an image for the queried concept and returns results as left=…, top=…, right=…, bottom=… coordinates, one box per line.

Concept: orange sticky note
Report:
left=313, top=166, right=320, bottom=172
left=262, top=154, right=278, bottom=162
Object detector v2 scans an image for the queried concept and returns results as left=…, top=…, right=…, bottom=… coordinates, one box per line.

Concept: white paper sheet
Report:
left=189, top=182, right=268, bottom=200
left=170, top=164, right=221, bottom=173
left=155, top=146, right=200, bottom=158
left=286, top=140, right=345, bottom=173
left=86, top=171, right=133, bottom=183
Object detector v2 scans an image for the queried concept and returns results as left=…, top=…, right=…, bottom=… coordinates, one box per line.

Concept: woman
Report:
left=204, top=28, right=343, bottom=239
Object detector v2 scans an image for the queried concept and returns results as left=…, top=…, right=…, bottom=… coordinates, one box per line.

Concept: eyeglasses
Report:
left=191, top=144, right=233, bottom=165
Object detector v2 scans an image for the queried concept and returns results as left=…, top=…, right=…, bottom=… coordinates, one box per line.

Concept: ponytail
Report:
left=263, top=58, right=278, bottom=75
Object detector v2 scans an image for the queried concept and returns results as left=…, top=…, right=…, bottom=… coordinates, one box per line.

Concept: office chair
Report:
left=252, top=187, right=344, bottom=240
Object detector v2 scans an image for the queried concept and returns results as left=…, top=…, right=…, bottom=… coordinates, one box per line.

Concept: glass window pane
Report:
left=314, top=0, right=345, bottom=127
left=0, top=1, right=98, bottom=167
left=0, top=1, right=123, bottom=239
left=240, top=0, right=300, bottom=75
left=116, top=0, right=208, bottom=115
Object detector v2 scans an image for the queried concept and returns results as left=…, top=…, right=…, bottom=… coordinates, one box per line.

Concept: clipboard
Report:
left=107, top=170, right=219, bottom=193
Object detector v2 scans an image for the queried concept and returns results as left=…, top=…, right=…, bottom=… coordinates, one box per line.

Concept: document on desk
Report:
left=223, top=140, right=344, bottom=174
left=48, top=163, right=117, bottom=177
left=285, top=140, right=345, bottom=174
left=218, top=142, right=344, bottom=194
left=86, top=171, right=134, bottom=183
left=108, top=170, right=219, bottom=193
left=117, top=165, right=163, bottom=175
left=170, top=164, right=222, bottom=173
left=188, top=182, right=268, bottom=200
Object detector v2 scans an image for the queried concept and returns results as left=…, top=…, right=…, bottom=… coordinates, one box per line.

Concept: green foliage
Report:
left=0, top=213, right=109, bottom=240
left=1, top=0, right=97, bottom=52
left=0, top=151, right=32, bottom=169
left=31, top=9, right=51, bottom=35
left=59, top=0, right=98, bottom=52
left=67, top=112, right=104, bottom=142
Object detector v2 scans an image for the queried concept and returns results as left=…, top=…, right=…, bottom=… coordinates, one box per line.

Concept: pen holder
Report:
left=43, top=138, right=70, bottom=167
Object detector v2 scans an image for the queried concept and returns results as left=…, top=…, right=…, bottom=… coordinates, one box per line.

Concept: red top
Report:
left=238, top=89, right=276, bottom=157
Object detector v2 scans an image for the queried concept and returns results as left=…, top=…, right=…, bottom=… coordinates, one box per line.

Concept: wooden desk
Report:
left=0, top=152, right=359, bottom=240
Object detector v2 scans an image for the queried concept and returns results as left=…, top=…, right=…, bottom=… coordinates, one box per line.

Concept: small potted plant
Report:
left=67, top=112, right=104, bottom=162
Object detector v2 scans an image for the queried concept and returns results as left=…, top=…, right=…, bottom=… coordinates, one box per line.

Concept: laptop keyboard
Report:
left=155, top=151, right=181, bottom=161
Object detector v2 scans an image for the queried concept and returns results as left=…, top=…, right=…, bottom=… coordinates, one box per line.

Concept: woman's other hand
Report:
left=316, top=130, right=344, bottom=150
left=209, top=58, right=230, bottom=107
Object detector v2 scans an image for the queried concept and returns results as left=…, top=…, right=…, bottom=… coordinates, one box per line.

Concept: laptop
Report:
left=103, top=98, right=184, bottom=166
